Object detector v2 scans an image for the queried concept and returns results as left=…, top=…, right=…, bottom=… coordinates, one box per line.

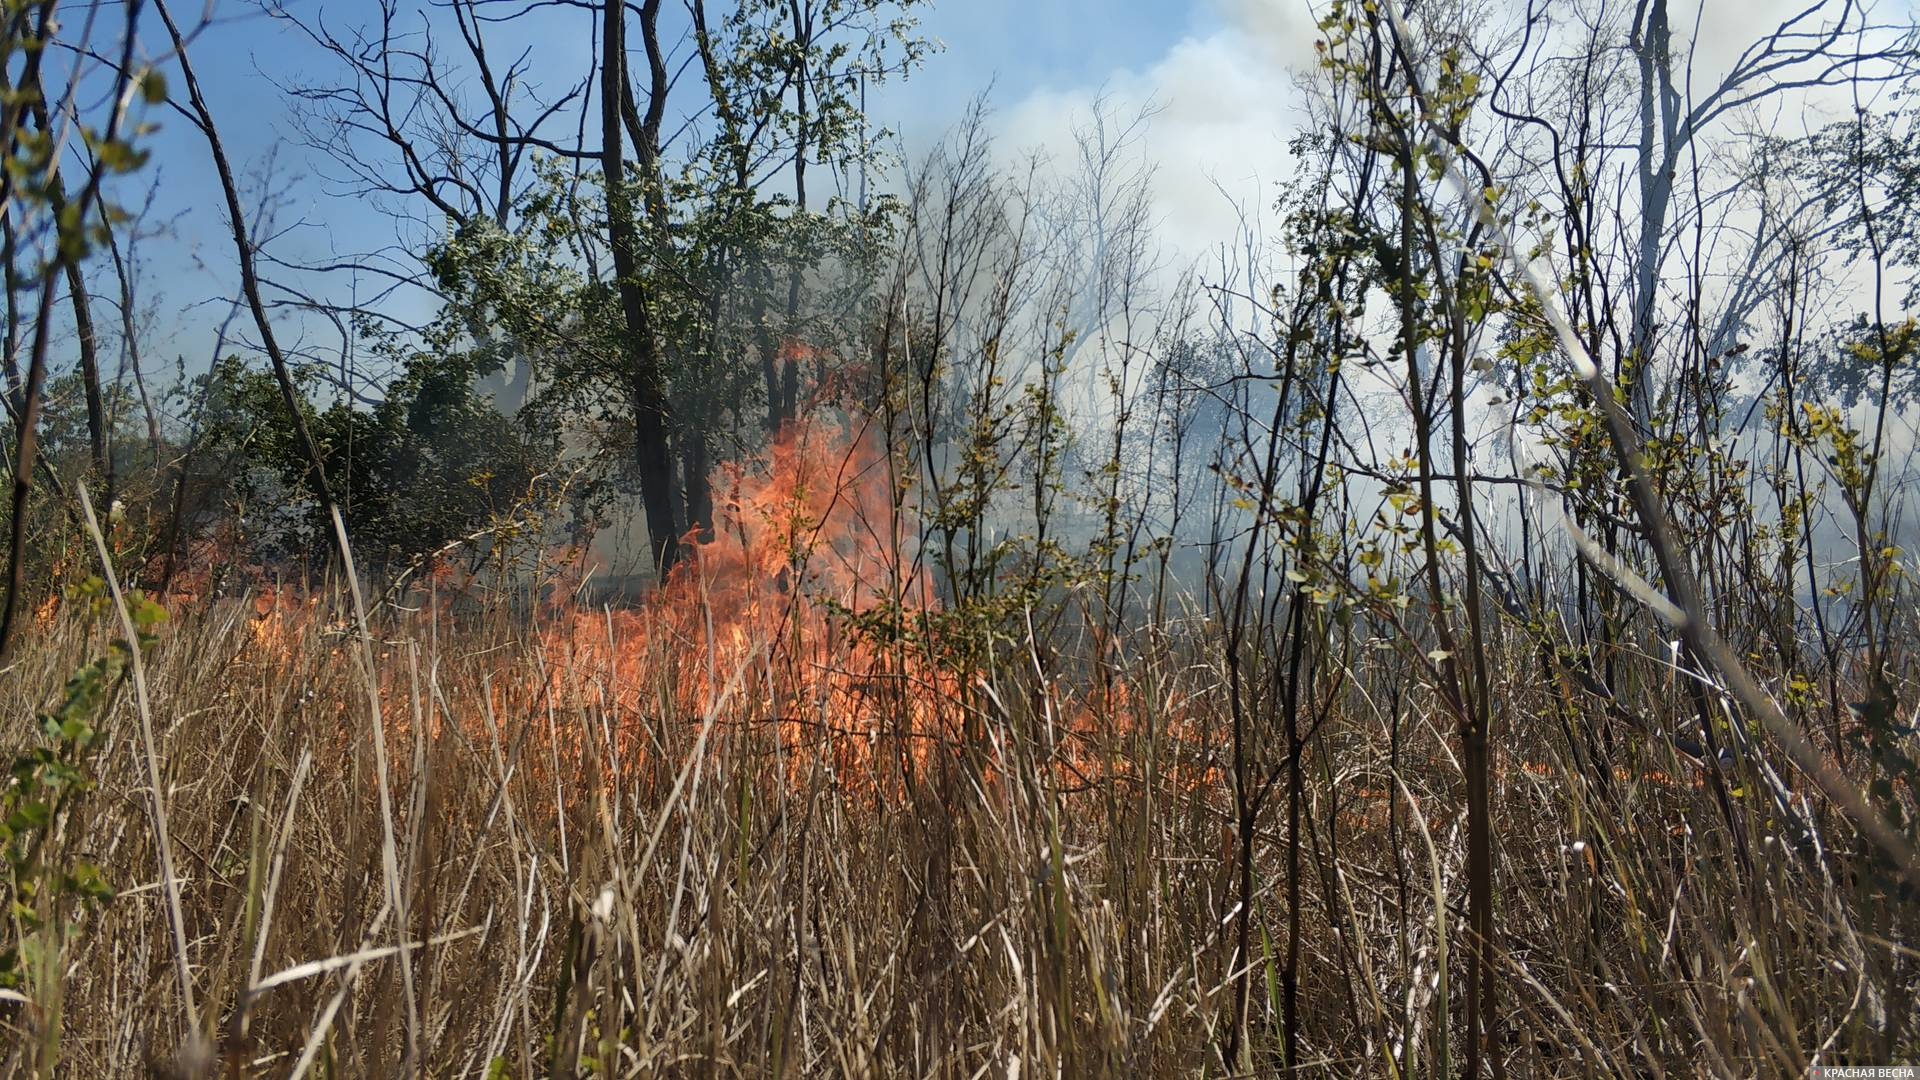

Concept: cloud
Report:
left=994, top=2, right=1320, bottom=264
left=977, top=0, right=1904, bottom=276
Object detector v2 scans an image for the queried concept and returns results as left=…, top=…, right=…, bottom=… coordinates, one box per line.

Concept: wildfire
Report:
left=544, top=417, right=960, bottom=795
left=247, top=586, right=323, bottom=663
left=104, top=412, right=1214, bottom=806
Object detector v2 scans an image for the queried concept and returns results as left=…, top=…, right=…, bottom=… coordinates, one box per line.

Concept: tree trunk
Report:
left=1629, top=0, right=1680, bottom=428
left=682, top=427, right=712, bottom=544
left=28, top=93, right=109, bottom=491
left=0, top=275, right=63, bottom=662
left=63, top=256, right=108, bottom=493
left=773, top=0, right=813, bottom=429
left=602, top=0, right=681, bottom=574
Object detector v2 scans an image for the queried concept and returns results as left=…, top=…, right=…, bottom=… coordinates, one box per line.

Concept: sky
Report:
left=97, top=0, right=1322, bottom=388
left=33, top=0, right=1916, bottom=585
left=53, top=0, right=1918, bottom=413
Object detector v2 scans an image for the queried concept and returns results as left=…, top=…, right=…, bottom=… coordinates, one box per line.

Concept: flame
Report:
left=543, top=417, right=960, bottom=797
left=74, top=409, right=1218, bottom=808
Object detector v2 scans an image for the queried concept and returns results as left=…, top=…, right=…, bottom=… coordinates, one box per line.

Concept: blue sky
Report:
left=169, top=0, right=1215, bottom=161
left=890, top=0, right=1217, bottom=131
left=49, top=0, right=1892, bottom=419
left=101, top=0, right=1268, bottom=387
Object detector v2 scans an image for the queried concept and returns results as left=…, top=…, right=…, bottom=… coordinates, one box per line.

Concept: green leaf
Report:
left=8, top=801, right=50, bottom=833
left=61, top=862, right=114, bottom=902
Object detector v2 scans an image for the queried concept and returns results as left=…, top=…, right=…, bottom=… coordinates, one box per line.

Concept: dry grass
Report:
left=1, top=571, right=1912, bottom=1078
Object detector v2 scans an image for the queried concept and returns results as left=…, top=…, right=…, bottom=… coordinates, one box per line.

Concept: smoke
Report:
left=993, top=1, right=1317, bottom=268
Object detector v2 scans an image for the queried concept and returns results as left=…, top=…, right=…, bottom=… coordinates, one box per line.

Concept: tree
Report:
left=0, top=0, right=166, bottom=660
left=1303, top=2, right=1920, bottom=1070
left=599, top=0, right=683, bottom=571
left=266, top=0, right=926, bottom=575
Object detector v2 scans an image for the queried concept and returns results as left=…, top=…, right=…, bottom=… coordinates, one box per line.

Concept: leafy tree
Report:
left=275, top=0, right=927, bottom=573
left=193, top=336, right=556, bottom=575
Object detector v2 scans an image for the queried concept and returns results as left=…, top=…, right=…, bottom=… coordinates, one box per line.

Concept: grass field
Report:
left=5, top=522, right=1912, bottom=1076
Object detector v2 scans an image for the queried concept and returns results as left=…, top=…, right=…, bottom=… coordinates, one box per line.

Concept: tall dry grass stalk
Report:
left=1, top=568, right=1911, bottom=1076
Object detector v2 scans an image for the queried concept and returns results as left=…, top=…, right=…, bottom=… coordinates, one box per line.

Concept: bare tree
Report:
left=0, top=0, right=156, bottom=661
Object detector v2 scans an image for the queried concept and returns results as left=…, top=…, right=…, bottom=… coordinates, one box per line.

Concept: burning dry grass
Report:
left=1, top=427, right=1912, bottom=1076
left=540, top=420, right=967, bottom=798
left=2, top=575, right=1909, bottom=1076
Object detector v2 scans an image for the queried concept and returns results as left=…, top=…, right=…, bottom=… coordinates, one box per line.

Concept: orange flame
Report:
left=543, top=418, right=959, bottom=796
